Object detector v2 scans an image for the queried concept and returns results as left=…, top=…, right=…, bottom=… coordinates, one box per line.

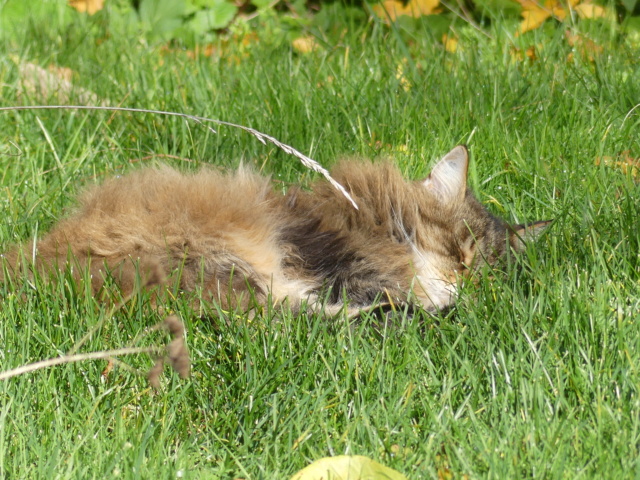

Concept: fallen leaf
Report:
left=373, top=0, right=440, bottom=23
left=565, top=31, right=604, bottom=61
left=574, top=2, right=610, bottom=18
left=292, top=36, right=319, bottom=54
left=435, top=452, right=453, bottom=480
left=596, top=151, right=639, bottom=178
left=510, top=44, right=541, bottom=62
left=68, top=0, right=105, bottom=15
left=16, top=60, right=107, bottom=106
left=442, top=33, right=458, bottom=53
left=437, top=466, right=453, bottom=480
left=515, top=0, right=579, bottom=36
left=290, top=455, right=408, bottom=480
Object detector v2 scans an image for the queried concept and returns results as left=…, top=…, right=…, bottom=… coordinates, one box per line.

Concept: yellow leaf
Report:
left=373, top=0, right=440, bottom=22
left=290, top=455, right=408, bottom=480
left=292, top=36, right=319, bottom=54
left=517, top=7, right=552, bottom=35
left=574, top=2, right=607, bottom=18
left=442, top=33, right=458, bottom=53
left=68, top=0, right=105, bottom=15
left=407, top=0, right=440, bottom=16
left=596, top=152, right=639, bottom=178
left=515, top=0, right=579, bottom=35
left=565, top=31, right=603, bottom=61
left=510, top=44, right=542, bottom=62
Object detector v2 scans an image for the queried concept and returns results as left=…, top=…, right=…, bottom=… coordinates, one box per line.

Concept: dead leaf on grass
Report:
left=515, top=0, right=613, bottom=35
left=442, top=33, right=458, bottom=53
left=292, top=36, right=320, bottom=54
left=290, top=455, right=408, bottom=480
left=565, top=31, right=604, bottom=62
left=515, top=0, right=579, bottom=35
left=16, top=60, right=107, bottom=106
left=595, top=151, right=639, bottom=179
left=373, top=0, right=440, bottom=23
left=510, top=44, right=542, bottom=62
left=68, top=0, right=105, bottom=15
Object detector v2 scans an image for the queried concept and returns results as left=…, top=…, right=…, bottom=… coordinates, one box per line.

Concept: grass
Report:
left=1, top=3, right=639, bottom=478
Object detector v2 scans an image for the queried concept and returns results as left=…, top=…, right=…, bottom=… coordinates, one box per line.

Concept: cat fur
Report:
left=1, top=146, right=547, bottom=315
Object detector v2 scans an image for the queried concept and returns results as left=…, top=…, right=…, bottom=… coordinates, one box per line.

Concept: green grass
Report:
left=1, top=4, right=640, bottom=478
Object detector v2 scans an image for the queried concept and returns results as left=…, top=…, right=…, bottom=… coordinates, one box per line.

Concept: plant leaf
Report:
left=138, top=0, right=187, bottom=40
left=188, top=0, right=238, bottom=32
left=251, top=0, right=275, bottom=9
left=290, top=455, right=408, bottom=480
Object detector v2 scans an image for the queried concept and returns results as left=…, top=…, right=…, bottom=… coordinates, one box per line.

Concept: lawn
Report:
left=0, top=1, right=639, bottom=478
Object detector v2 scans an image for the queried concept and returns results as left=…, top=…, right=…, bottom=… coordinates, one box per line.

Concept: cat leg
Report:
left=1, top=244, right=167, bottom=302
left=84, top=254, right=167, bottom=299
left=176, top=252, right=269, bottom=312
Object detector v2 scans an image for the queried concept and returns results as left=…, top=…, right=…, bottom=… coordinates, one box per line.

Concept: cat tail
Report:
left=1, top=243, right=167, bottom=301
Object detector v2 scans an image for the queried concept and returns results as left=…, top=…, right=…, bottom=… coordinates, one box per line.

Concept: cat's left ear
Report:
left=510, top=220, right=553, bottom=251
left=423, top=145, right=469, bottom=204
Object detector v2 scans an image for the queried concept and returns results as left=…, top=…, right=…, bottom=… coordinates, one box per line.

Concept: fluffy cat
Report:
left=1, top=146, right=548, bottom=315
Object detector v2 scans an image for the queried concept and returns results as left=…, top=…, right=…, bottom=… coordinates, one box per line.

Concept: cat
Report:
left=1, top=146, right=549, bottom=316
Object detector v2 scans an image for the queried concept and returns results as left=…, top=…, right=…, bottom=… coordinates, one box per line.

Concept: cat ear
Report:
left=510, top=220, right=552, bottom=251
left=423, top=145, right=469, bottom=204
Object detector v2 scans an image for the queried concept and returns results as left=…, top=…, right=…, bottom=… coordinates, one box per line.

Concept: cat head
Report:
left=410, top=146, right=550, bottom=311
left=291, top=146, right=550, bottom=313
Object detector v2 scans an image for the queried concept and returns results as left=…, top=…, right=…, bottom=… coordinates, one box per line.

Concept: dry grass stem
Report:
left=0, top=105, right=358, bottom=209
left=0, top=346, right=162, bottom=381
left=0, top=313, right=190, bottom=387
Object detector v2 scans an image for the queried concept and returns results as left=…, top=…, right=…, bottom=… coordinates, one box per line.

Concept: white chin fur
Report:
left=412, top=251, right=458, bottom=311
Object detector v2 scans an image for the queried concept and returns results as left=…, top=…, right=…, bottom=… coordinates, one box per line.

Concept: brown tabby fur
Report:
left=1, top=146, right=548, bottom=315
